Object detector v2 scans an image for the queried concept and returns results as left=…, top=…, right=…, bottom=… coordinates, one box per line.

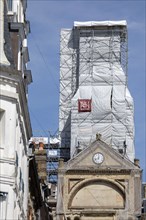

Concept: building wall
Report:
left=0, top=68, right=30, bottom=219
left=0, top=0, right=32, bottom=219
left=142, top=183, right=146, bottom=219
left=56, top=140, right=142, bottom=220
left=57, top=172, right=142, bottom=220
left=28, top=138, right=53, bottom=219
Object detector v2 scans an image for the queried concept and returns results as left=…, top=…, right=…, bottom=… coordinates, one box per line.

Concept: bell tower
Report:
left=59, top=21, right=135, bottom=162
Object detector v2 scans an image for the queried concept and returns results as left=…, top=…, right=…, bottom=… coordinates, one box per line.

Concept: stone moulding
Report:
left=68, top=178, right=125, bottom=209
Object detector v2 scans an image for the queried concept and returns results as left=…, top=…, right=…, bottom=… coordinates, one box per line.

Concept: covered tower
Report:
left=59, top=21, right=134, bottom=162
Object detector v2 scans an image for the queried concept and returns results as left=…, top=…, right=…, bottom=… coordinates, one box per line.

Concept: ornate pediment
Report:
left=64, top=140, right=138, bottom=173
left=57, top=139, right=142, bottom=220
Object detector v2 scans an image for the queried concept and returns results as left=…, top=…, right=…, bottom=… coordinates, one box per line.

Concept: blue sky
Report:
left=26, top=0, right=145, bottom=180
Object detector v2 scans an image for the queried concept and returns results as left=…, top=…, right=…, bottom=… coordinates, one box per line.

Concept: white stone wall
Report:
left=0, top=0, right=31, bottom=219
left=0, top=78, right=30, bottom=219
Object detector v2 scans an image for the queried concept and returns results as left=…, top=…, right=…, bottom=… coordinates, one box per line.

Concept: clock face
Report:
left=93, top=153, right=104, bottom=164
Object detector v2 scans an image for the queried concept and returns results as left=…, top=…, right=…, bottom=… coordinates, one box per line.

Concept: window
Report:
left=15, top=151, right=19, bottom=176
left=0, top=109, right=5, bottom=148
left=22, top=180, right=24, bottom=193
left=0, top=192, right=8, bottom=220
left=7, top=0, right=13, bottom=11
left=19, top=169, right=22, bottom=191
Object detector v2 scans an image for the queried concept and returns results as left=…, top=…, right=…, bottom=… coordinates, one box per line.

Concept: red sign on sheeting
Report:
left=78, top=99, right=92, bottom=112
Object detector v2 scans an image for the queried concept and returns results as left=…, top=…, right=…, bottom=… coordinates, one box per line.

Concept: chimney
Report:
left=39, top=142, right=44, bottom=151
left=58, top=159, right=64, bottom=168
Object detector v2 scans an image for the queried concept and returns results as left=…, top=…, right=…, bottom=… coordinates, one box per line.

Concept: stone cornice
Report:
left=66, top=209, right=116, bottom=215
left=0, top=157, right=15, bottom=165
left=65, top=140, right=139, bottom=171
left=0, top=65, right=20, bottom=75
left=0, top=174, right=15, bottom=185
left=58, top=167, right=133, bottom=175
left=0, top=89, right=18, bottom=100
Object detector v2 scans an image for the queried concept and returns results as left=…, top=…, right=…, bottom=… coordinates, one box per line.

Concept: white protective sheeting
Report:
left=59, top=29, right=76, bottom=146
left=74, top=20, right=127, bottom=27
left=59, top=21, right=135, bottom=162
left=125, top=88, right=135, bottom=161
left=50, top=137, right=60, bottom=145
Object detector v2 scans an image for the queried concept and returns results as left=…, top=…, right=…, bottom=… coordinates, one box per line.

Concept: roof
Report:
left=74, top=20, right=127, bottom=27
left=61, top=139, right=140, bottom=173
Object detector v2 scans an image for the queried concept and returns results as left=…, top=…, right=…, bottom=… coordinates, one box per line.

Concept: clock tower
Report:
left=56, top=136, right=142, bottom=220
left=57, top=20, right=141, bottom=220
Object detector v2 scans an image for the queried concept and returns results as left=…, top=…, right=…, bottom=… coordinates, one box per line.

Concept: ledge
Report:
left=10, top=22, right=25, bottom=41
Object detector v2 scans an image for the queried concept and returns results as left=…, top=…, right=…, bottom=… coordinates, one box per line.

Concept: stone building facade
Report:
left=56, top=137, right=142, bottom=220
left=0, top=0, right=32, bottom=219
left=57, top=21, right=142, bottom=220
left=28, top=139, right=52, bottom=219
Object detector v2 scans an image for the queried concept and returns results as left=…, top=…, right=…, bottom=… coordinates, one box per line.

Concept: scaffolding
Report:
left=59, top=21, right=135, bottom=162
